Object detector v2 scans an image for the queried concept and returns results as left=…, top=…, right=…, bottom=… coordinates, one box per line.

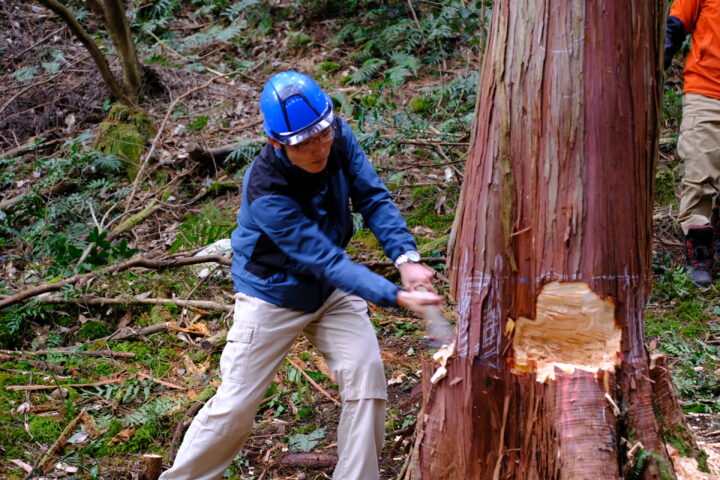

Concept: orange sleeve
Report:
left=669, top=0, right=702, bottom=34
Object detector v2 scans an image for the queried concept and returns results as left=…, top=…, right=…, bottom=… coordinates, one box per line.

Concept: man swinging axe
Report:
left=158, top=71, right=444, bottom=480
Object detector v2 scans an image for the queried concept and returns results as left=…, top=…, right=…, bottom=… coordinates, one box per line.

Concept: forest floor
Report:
left=0, top=1, right=719, bottom=479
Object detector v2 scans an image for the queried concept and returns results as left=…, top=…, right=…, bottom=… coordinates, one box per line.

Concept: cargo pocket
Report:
left=220, top=322, right=256, bottom=384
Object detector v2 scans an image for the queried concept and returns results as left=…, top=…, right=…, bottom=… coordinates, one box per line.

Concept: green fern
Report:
left=124, top=397, right=176, bottom=427
left=214, top=23, right=244, bottom=42
left=151, top=0, right=179, bottom=19
left=226, top=141, right=263, bottom=166
left=384, top=52, right=420, bottom=86
left=347, top=48, right=375, bottom=64
left=348, top=58, right=386, bottom=84
left=223, top=0, right=262, bottom=20
left=170, top=203, right=237, bottom=253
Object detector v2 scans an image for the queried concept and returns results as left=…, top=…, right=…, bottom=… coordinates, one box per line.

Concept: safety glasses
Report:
left=293, top=126, right=335, bottom=151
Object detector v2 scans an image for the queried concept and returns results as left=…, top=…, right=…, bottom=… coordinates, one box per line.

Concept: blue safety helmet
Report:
left=260, top=71, right=334, bottom=146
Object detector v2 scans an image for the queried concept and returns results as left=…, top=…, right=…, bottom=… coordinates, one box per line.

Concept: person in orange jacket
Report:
left=665, top=0, right=720, bottom=287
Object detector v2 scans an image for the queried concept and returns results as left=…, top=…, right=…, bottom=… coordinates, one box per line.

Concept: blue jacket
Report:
left=230, top=116, right=417, bottom=312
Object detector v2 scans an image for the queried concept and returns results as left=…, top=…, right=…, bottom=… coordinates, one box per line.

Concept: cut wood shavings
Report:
left=668, top=444, right=720, bottom=479
left=430, top=341, right=455, bottom=384
left=513, top=282, right=621, bottom=382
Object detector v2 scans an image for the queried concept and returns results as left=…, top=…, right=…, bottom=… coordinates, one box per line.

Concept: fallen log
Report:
left=0, top=254, right=231, bottom=310
left=6, top=377, right=125, bottom=391
left=0, top=349, right=135, bottom=358
left=37, top=295, right=233, bottom=313
left=37, top=409, right=87, bottom=473
left=274, top=452, right=338, bottom=468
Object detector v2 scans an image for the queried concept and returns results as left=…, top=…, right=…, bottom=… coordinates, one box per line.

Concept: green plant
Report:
left=125, top=396, right=176, bottom=426
left=287, top=426, right=326, bottom=452
left=332, top=0, right=486, bottom=86
left=628, top=448, right=674, bottom=480
left=0, top=134, right=132, bottom=277
left=28, top=416, right=63, bottom=443
left=187, top=115, right=210, bottom=131
left=0, top=300, right=49, bottom=348
left=170, top=203, right=237, bottom=252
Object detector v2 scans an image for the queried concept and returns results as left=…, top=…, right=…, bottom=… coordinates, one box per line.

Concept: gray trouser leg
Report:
left=304, top=291, right=388, bottom=480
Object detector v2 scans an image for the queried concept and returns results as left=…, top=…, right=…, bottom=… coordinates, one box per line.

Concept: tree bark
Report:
left=412, top=1, right=696, bottom=479
left=101, top=0, right=143, bottom=103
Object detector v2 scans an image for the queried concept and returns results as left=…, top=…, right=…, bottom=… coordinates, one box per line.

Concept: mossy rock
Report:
left=655, top=168, right=677, bottom=207
left=78, top=320, right=111, bottom=341
left=409, top=97, right=432, bottom=114
left=95, top=104, right=156, bottom=180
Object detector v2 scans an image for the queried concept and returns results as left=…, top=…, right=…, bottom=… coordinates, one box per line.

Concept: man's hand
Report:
left=397, top=262, right=435, bottom=292
left=396, top=289, right=443, bottom=316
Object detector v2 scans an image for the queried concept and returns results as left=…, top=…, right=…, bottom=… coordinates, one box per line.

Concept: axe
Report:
left=413, top=285, right=455, bottom=348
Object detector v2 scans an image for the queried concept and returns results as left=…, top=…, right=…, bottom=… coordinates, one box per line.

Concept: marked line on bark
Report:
left=512, top=281, right=621, bottom=382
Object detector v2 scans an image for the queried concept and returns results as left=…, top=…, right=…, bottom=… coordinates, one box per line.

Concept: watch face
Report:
left=407, top=251, right=421, bottom=262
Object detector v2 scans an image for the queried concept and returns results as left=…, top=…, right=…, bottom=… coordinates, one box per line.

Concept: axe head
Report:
left=420, top=303, right=455, bottom=348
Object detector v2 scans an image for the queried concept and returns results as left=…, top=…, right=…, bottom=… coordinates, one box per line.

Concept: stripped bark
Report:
left=413, top=1, right=689, bottom=479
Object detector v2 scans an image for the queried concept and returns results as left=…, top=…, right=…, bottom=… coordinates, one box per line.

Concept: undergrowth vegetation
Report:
left=0, top=1, right=481, bottom=478
left=1, top=0, right=718, bottom=478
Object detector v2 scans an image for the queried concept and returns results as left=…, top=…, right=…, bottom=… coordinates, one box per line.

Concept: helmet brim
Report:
left=267, top=94, right=334, bottom=146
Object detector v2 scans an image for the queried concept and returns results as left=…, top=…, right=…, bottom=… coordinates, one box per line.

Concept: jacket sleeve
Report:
left=248, top=193, right=401, bottom=307
left=665, top=0, right=701, bottom=69
left=340, top=119, right=417, bottom=263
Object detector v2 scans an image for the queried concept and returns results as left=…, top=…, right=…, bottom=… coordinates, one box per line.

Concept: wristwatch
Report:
left=394, top=250, right=421, bottom=268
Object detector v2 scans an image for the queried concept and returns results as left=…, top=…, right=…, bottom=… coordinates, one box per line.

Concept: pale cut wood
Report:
left=139, top=454, right=163, bottom=480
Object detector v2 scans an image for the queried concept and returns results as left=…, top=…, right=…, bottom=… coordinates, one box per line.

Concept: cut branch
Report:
left=274, top=452, right=338, bottom=468
left=6, top=377, right=125, bottom=392
left=0, top=353, right=68, bottom=374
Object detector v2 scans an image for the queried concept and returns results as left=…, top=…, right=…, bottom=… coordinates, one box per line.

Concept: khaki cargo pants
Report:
left=678, top=93, right=720, bottom=234
left=159, top=290, right=387, bottom=480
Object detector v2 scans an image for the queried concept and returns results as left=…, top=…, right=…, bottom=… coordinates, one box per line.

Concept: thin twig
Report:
left=286, top=357, right=341, bottom=406
left=406, top=0, right=422, bottom=30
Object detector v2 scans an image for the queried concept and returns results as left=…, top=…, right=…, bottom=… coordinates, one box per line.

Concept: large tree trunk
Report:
left=411, top=1, right=705, bottom=479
